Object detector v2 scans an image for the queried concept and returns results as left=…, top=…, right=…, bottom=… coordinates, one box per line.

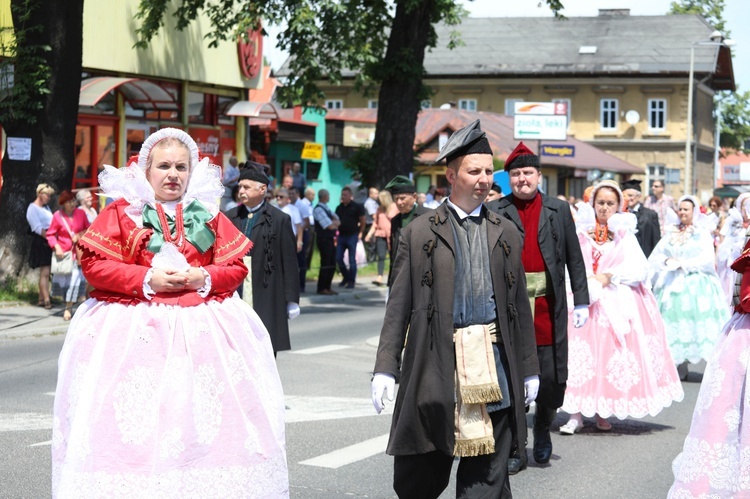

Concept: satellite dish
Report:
left=625, top=110, right=640, bottom=126
left=586, top=169, right=602, bottom=182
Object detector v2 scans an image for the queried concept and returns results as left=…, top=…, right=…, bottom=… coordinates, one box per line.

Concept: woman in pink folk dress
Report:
left=669, top=237, right=750, bottom=497
left=51, top=128, right=288, bottom=498
left=559, top=180, right=684, bottom=435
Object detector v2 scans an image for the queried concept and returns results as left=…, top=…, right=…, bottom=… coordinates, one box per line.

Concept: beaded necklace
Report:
left=155, top=202, right=185, bottom=248
left=594, top=220, right=610, bottom=244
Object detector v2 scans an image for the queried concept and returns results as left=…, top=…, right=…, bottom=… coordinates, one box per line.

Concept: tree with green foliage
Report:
left=718, top=91, right=750, bottom=151
left=135, top=0, right=563, bottom=188
left=669, top=0, right=750, bottom=152
left=669, top=0, right=727, bottom=34
left=0, top=0, right=84, bottom=277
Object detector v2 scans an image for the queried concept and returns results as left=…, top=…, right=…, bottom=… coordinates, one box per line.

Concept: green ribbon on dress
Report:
left=142, top=201, right=215, bottom=254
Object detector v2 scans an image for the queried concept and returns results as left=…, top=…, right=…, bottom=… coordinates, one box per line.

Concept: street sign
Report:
left=514, top=102, right=568, bottom=141
left=541, top=144, right=575, bottom=158
left=300, top=142, right=323, bottom=160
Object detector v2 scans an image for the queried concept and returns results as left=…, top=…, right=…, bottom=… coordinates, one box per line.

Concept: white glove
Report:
left=665, top=258, right=681, bottom=271
left=287, top=302, right=300, bottom=320
left=371, top=373, right=396, bottom=414
left=524, top=375, right=540, bottom=406
left=572, top=305, right=589, bottom=328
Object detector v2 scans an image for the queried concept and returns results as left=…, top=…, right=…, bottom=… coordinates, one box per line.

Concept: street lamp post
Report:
left=683, top=32, right=734, bottom=196
left=683, top=44, right=696, bottom=195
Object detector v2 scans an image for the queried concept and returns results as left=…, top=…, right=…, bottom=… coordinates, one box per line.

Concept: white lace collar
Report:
left=97, top=157, right=223, bottom=227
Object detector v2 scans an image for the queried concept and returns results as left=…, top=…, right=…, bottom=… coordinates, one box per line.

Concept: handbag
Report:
left=50, top=212, right=77, bottom=275
left=51, top=251, right=74, bottom=275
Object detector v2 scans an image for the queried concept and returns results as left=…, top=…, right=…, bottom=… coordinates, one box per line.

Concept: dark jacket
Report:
left=226, top=203, right=300, bottom=352
left=631, top=204, right=661, bottom=257
left=487, top=193, right=589, bottom=383
left=387, top=203, right=430, bottom=287
left=374, top=202, right=539, bottom=456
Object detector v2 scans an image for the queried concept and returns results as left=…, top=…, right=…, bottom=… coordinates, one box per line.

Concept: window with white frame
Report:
left=420, top=100, right=432, bottom=109
left=325, top=99, right=343, bottom=110
left=458, top=99, right=477, bottom=111
left=648, top=99, right=666, bottom=131
left=600, top=98, right=618, bottom=131
left=505, top=98, right=523, bottom=116
left=367, top=100, right=378, bottom=109
left=552, top=98, right=572, bottom=130
left=647, top=163, right=666, bottom=190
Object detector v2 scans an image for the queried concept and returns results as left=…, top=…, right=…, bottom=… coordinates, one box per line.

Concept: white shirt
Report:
left=280, top=204, right=303, bottom=236
left=294, top=199, right=312, bottom=224
left=301, top=198, right=314, bottom=224
left=26, top=203, right=53, bottom=236
left=445, top=197, right=482, bottom=219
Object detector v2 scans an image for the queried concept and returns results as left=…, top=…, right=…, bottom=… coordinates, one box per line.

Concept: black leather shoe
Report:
left=533, top=427, right=552, bottom=464
left=507, top=452, right=527, bottom=475
left=532, top=405, right=556, bottom=464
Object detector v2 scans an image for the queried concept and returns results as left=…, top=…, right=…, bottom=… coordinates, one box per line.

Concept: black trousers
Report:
left=298, top=230, right=311, bottom=291
left=316, top=235, right=336, bottom=292
left=393, top=408, right=512, bottom=499
left=515, top=345, right=565, bottom=452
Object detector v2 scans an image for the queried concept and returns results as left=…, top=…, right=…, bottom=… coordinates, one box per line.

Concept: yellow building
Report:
left=308, top=10, right=735, bottom=200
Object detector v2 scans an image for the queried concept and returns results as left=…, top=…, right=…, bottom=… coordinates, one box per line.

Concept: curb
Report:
left=1, top=284, right=388, bottom=341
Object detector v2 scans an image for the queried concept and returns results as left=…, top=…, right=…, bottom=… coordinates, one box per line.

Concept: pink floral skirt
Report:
left=52, top=297, right=288, bottom=498
left=562, top=283, right=684, bottom=419
left=669, top=312, right=750, bottom=497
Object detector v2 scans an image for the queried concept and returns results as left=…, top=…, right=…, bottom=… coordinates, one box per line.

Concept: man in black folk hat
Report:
left=372, top=120, right=539, bottom=498
left=621, top=179, right=661, bottom=257
left=225, top=165, right=300, bottom=355
left=486, top=142, right=590, bottom=474
left=384, top=175, right=429, bottom=288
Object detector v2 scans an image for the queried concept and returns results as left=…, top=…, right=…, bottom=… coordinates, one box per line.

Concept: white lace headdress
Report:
left=578, top=179, right=636, bottom=237
left=677, top=195, right=714, bottom=231
left=97, top=127, right=224, bottom=226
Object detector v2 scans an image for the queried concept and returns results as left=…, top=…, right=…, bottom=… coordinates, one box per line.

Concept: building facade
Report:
left=298, top=10, right=735, bottom=201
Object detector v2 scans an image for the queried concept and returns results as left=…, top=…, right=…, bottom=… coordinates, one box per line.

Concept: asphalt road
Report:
left=0, top=294, right=703, bottom=498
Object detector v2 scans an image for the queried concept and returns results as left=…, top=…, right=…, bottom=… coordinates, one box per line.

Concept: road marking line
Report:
left=45, top=392, right=55, bottom=396
left=30, top=440, right=52, bottom=447
left=289, top=344, right=351, bottom=355
left=284, top=395, right=392, bottom=423
left=299, top=434, right=389, bottom=469
left=0, top=413, right=52, bottom=432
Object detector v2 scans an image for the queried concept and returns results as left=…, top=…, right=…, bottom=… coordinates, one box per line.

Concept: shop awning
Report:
left=714, top=185, right=750, bottom=198
left=225, top=101, right=281, bottom=120
left=79, top=77, right=180, bottom=110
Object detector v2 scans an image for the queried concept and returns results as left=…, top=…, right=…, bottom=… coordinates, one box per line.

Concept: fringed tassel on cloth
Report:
left=453, top=376, right=495, bottom=457
left=453, top=323, right=501, bottom=457
left=460, top=383, right=502, bottom=405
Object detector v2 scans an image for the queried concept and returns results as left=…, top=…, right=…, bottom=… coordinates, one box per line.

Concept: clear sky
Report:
left=264, top=0, right=749, bottom=93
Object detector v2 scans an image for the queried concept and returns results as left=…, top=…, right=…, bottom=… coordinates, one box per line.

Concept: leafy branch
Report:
left=0, top=0, right=51, bottom=125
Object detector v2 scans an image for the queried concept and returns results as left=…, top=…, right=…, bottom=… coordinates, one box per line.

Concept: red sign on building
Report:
left=238, top=23, right=263, bottom=80
left=189, top=127, right=222, bottom=166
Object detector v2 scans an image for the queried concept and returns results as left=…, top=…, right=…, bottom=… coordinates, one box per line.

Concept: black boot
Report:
left=533, top=405, right=556, bottom=464
left=507, top=447, right=528, bottom=475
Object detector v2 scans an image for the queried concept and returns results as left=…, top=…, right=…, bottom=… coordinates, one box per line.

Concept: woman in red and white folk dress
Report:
left=51, top=128, right=288, bottom=498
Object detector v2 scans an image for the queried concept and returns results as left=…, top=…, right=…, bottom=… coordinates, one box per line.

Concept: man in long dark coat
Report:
left=384, top=175, right=429, bottom=288
left=487, top=142, right=589, bottom=474
left=225, top=166, right=300, bottom=354
left=621, top=179, right=661, bottom=257
left=372, top=120, right=539, bottom=498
